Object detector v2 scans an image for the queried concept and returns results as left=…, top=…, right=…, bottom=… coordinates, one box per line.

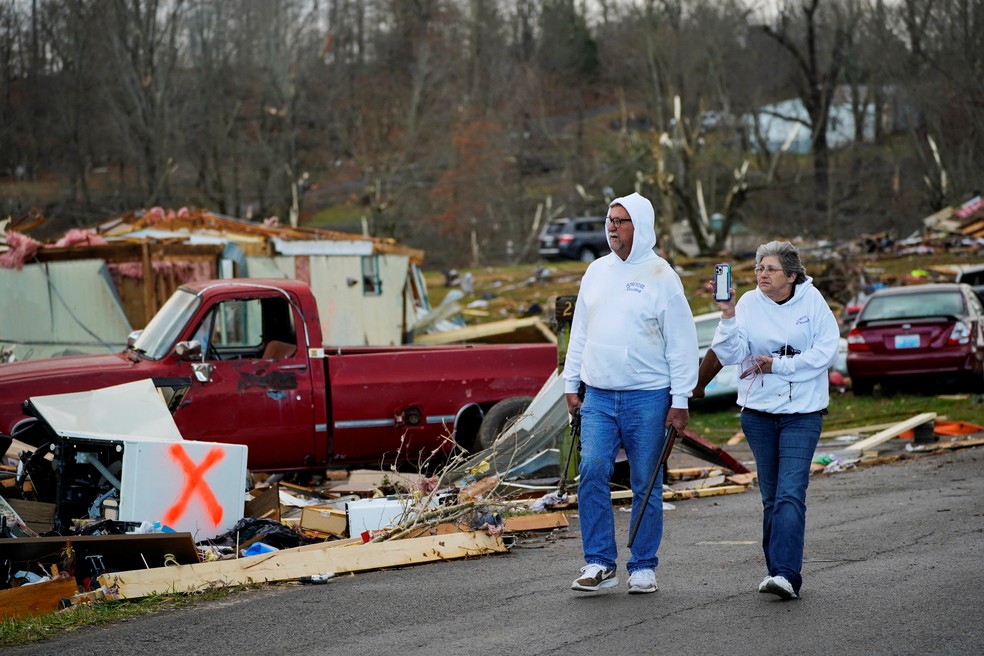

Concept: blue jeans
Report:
left=578, top=385, right=670, bottom=574
left=740, top=410, right=823, bottom=593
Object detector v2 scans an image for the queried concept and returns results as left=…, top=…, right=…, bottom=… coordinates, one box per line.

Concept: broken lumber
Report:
left=559, top=484, right=748, bottom=506
left=0, top=577, right=79, bottom=621
left=844, top=412, right=937, bottom=452
left=504, top=512, right=569, bottom=532
left=663, top=485, right=748, bottom=501
left=99, top=530, right=507, bottom=600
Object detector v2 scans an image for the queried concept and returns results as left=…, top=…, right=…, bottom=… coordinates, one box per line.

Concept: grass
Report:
left=690, top=390, right=984, bottom=444
left=0, top=587, right=243, bottom=648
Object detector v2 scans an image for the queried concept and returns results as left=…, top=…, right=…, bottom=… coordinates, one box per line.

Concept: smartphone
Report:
left=713, top=263, right=732, bottom=302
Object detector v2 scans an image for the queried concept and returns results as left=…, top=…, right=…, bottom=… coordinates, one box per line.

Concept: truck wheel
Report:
left=476, top=396, right=533, bottom=451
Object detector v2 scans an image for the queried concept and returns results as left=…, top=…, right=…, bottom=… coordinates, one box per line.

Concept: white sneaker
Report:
left=758, top=576, right=772, bottom=593
left=762, top=575, right=798, bottom=599
left=627, top=568, right=657, bottom=594
left=572, top=564, right=618, bottom=592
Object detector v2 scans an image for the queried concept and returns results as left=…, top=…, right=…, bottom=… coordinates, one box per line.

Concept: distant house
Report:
left=0, top=208, right=430, bottom=360
left=746, top=87, right=879, bottom=154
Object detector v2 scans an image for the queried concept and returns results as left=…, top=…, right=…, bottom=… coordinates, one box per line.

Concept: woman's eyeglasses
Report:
left=754, top=265, right=783, bottom=275
left=605, top=216, right=632, bottom=228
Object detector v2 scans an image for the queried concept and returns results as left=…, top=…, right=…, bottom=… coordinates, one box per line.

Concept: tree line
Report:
left=1, top=0, right=981, bottom=268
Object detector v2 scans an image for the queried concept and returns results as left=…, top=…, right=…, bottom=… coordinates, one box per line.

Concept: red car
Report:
left=846, top=283, right=984, bottom=395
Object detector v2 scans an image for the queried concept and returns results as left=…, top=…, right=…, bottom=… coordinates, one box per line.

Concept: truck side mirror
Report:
left=174, top=340, right=202, bottom=360
left=192, top=362, right=215, bottom=383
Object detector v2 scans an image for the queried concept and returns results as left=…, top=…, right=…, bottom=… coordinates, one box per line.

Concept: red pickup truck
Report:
left=0, top=279, right=556, bottom=471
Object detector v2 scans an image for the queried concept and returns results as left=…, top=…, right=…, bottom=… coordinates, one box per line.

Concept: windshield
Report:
left=544, top=221, right=570, bottom=235
left=132, top=289, right=202, bottom=359
left=861, top=291, right=964, bottom=321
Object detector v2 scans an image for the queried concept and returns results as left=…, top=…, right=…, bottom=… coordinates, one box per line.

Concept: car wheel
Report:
left=578, top=247, right=596, bottom=263
left=476, top=396, right=533, bottom=451
left=851, top=376, right=874, bottom=396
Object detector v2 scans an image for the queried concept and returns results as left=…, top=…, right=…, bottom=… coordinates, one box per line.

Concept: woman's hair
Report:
left=756, top=240, right=807, bottom=284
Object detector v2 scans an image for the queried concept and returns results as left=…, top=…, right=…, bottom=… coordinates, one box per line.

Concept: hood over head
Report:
left=609, top=192, right=657, bottom=263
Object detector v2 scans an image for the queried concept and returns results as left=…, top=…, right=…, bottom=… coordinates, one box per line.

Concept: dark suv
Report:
left=538, top=216, right=608, bottom=262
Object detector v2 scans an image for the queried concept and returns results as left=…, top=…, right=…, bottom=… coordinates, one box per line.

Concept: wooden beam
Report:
left=560, top=484, right=749, bottom=507
left=0, top=577, right=79, bottom=621
left=100, top=530, right=507, bottom=599
left=34, top=242, right=223, bottom=263
left=503, top=512, right=569, bottom=532
left=843, top=413, right=937, bottom=452
left=663, top=485, right=749, bottom=501
left=821, top=422, right=904, bottom=438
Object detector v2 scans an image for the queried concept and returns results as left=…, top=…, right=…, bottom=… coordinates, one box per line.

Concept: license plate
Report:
left=895, top=334, right=920, bottom=349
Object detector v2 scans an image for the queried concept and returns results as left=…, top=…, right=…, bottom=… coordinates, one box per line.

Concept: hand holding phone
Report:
left=713, top=263, right=732, bottom=302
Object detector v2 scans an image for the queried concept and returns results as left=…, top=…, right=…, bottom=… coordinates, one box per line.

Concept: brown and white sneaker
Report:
left=572, top=564, right=618, bottom=592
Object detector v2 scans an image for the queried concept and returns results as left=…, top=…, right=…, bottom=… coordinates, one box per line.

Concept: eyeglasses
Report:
left=754, top=265, right=784, bottom=275
left=605, top=216, right=632, bottom=228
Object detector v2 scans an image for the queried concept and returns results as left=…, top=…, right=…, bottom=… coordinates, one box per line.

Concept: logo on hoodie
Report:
left=796, top=315, right=809, bottom=324
left=626, top=282, right=645, bottom=293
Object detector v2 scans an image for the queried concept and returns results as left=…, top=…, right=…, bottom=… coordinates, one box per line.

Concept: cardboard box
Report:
left=300, top=505, right=348, bottom=536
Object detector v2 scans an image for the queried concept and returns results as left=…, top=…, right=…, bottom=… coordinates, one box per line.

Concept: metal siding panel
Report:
left=0, top=260, right=131, bottom=356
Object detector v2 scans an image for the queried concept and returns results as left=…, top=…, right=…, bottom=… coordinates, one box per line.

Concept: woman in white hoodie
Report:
left=711, top=240, right=839, bottom=600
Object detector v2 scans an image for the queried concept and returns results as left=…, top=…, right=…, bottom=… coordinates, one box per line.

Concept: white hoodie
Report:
left=711, top=276, right=840, bottom=413
left=563, top=193, right=698, bottom=409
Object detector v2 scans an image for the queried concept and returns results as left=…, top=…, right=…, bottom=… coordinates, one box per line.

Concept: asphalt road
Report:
left=8, top=444, right=984, bottom=656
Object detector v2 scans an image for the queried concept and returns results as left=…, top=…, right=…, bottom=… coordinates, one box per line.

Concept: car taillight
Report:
left=846, top=328, right=869, bottom=351
left=947, top=320, right=971, bottom=345
left=558, top=235, right=574, bottom=245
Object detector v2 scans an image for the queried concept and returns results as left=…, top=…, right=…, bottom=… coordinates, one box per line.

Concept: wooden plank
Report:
left=503, top=512, right=569, bottom=532
left=726, top=473, right=757, bottom=486
left=244, top=483, right=281, bottom=521
left=100, top=530, right=507, bottom=600
left=0, top=577, right=79, bottom=621
left=669, top=474, right=727, bottom=491
left=667, top=467, right=725, bottom=480
left=844, top=413, right=937, bottom=452
left=908, top=437, right=984, bottom=452
left=413, top=316, right=556, bottom=345
left=5, top=499, right=56, bottom=535
left=561, top=485, right=749, bottom=506
left=821, top=422, right=899, bottom=438
left=294, top=536, right=363, bottom=551
left=663, top=485, right=749, bottom=501
left=0, top=496, right=38, bottom=537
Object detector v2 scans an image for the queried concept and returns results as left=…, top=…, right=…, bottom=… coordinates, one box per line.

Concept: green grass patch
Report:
left=0, top=587, right=243, bottom=648
left=690, top=391, right=984, bottom=444
left=306, top=203, right=365, bottom=228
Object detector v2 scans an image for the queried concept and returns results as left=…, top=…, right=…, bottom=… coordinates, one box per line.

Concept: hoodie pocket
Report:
left=581, top=339, right=630, bottom=389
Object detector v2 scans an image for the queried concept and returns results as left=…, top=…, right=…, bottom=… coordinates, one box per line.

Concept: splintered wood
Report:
left=100, top=531, right=507, bottom=600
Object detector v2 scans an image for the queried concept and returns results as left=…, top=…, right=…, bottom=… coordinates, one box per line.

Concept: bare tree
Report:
left=761, top=0, right=858, bottom=211
left=99, top=0, right=186, bottom=204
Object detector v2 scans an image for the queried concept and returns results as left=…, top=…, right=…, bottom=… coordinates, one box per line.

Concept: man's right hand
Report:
left=565, top=392, right=582, bottom=415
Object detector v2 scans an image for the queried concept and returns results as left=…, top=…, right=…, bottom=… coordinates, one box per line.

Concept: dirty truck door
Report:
left=174, top=293, right=316, bottom=470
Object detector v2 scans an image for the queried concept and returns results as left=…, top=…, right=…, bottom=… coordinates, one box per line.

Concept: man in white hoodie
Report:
left=710, top=240, right=839, bottom=600
left=564, top=192, right=698, bottom=594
